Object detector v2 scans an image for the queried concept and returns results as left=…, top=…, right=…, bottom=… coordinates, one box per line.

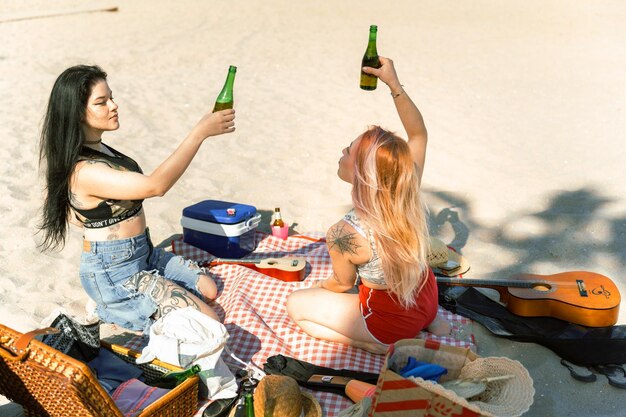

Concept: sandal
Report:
left=560, top=359, right=596, bottom=382
left=593, top=364, right=626, bottom=389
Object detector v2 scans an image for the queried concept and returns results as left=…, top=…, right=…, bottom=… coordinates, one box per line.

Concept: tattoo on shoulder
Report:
left=328, top=223, right=360, bottom=255
left=69, top=192, right=84, bottom=208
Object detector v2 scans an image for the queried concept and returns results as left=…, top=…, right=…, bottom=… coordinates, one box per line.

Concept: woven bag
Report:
left=0, top=323, right=198, bottom=417
left=368, top=338, right=490, bottom=417
left=368, top=339, right=534, bottom=417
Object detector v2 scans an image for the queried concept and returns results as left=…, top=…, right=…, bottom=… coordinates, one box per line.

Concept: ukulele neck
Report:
left=213, top=258, right=260, bottom=265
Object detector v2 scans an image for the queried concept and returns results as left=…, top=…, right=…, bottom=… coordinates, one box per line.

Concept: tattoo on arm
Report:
left=328, top=223, right=360, bottom=255
left=69, top=192, right=84, bottom=208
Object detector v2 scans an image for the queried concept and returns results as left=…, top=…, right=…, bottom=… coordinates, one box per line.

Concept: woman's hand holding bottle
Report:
left=192, top=108, right=236, bottom=141
left=362, top=56, right=403, bottom=95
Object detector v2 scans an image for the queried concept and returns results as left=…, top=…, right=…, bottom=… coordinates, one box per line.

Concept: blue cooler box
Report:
left=181, top=200, right=261, bottom=258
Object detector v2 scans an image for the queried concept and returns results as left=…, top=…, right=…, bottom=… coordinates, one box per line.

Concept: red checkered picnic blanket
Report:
left=123, top=232, right=475, bottom=417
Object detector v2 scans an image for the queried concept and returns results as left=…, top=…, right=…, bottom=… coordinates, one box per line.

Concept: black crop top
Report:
left=71, top=144, right=144, bottom=229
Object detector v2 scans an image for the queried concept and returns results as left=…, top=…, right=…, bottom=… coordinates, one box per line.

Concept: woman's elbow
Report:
left=146, top=184, right=169, bottom=198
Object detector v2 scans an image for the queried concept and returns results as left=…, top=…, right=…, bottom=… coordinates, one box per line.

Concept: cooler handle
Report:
left=246, top=213, right=262, bottom=228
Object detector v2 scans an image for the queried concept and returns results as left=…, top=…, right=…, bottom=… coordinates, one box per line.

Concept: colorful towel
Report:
left=123, top=232, right=475, bottom=417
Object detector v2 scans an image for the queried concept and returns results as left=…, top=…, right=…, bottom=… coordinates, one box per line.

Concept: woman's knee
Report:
left=197, top=274, right=217, bottom=300
left=286, top=290, right=304, bottom=320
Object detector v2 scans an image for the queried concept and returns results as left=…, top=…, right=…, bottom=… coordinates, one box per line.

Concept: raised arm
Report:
left=74, top=109, right=235, bottom=201
left=362, top=57, right=428, bottom=182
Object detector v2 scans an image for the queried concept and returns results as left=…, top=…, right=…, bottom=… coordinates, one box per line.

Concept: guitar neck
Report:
left=437, top=276, right=536, bottom=289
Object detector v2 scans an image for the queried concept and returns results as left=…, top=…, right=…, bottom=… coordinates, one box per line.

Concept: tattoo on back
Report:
left=328, top=223, right=360, bottom=255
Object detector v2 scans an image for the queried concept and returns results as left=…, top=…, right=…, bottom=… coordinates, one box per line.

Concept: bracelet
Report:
left=391, top=85, right=404, bottom=99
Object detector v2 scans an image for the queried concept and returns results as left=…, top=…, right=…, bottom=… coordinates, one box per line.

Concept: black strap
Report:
left=263, top=354, right=379, bottom=396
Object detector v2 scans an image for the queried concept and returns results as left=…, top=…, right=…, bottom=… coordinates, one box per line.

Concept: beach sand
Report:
left=1, top=1, right=625, bottom=415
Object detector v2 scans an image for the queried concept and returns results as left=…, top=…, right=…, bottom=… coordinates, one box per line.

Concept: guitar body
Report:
left=209, top=257, right=306, bottom=282
left=438, top=271, right=621, bottom=327
left=503, top=271, right=620, bottom=327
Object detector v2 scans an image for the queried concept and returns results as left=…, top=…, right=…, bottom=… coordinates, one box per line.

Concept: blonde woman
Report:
left=287, top=57, right=447, bottom=353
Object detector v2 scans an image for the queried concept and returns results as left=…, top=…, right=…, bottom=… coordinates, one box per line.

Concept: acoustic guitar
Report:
left=204, top=257, right=306, bottom=282
left=437, top=271, right=621, bottom=327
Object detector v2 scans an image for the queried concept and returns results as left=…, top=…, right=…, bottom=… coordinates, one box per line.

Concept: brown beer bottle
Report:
left=360, top=25, right=381, bottom=90
left=213, top=65, right=237, bottom=112
left=272, top=208, right=285, bottom=228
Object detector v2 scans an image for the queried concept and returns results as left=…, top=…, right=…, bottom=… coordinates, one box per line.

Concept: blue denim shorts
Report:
left=79, top=230, right=203, bottom=333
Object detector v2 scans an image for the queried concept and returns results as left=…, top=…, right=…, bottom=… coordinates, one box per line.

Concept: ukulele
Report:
left=205, top=257, right=306, bottom=282
left=437, top=271, right=621, bottom=327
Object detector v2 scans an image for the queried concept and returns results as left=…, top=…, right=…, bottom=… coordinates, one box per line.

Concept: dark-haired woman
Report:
left=38, top=65, right=234, bottom=333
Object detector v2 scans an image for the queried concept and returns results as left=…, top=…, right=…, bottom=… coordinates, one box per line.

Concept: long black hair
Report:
left=38, top=65, right=107, bottom=251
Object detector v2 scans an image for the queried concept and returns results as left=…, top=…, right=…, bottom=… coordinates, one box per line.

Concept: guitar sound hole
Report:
left=532, top=283, right=552, bottom=292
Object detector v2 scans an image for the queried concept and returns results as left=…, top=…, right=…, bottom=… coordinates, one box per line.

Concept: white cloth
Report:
left=136, top=307, right=237, bottom=399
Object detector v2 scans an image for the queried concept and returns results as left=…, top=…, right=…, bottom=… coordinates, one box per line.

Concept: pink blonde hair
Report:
left=351, top=126, right=430, bottom=308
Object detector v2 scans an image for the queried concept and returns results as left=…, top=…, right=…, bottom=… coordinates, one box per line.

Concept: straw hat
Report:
left=428, top=237, right=470, bottom=277
left=459, top=357, right=535, bottom=417
left=253, top=375, right=322, bottom=417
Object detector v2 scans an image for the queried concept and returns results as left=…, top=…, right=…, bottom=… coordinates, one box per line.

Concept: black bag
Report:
left=439, top=286, right=626, bottom=366
left=264, top=354, right=379, bottom=396
left=37, top=314, right=101, bottom=362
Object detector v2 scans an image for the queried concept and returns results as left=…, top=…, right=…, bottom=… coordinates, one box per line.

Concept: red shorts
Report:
left=358, top=269, right=438, bottom=344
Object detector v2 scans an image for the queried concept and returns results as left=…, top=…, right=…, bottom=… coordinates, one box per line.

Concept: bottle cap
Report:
left=369, top=25, right=378, bottom=31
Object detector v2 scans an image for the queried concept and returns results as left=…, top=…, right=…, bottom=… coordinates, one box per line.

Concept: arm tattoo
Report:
left=69, top=192, right=84, bottom=208
left=328, top=223, right=360, bottom=255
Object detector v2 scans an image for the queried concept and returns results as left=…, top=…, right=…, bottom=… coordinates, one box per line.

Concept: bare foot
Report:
left=427, top=315, right=452, bottom=336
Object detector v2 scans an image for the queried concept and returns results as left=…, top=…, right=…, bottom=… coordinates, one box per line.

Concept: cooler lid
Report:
left=182, top=200, right=257, bottom=224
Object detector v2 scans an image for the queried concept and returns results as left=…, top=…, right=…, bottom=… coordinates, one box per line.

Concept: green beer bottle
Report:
left=244, top=392, right=255, bottom=417
left=360, top=25, right=382, bottom=91
left=213, top=65, right=237, bottom=112
left=152, top=364, right=201, bottom=389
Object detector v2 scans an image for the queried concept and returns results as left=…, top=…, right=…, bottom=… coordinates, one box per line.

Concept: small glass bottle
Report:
left=152, top=364, right=201, bottom=389
left=244, top=392, right=255, bottom=417
left=360, top=25, right=382, bottom=91
left=272, top=208, right=285, bottom=228
left=213, top=65, right=237, bottom=112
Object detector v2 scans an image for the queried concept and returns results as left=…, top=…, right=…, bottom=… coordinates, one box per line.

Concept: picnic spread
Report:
left=118, top=232, right=477, bottom=416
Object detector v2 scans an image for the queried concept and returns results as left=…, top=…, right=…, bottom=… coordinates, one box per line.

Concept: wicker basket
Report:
left=0, top=323, right=199, bottom=417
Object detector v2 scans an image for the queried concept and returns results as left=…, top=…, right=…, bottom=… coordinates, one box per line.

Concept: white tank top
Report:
left=342, top=209, right=386, bottom=286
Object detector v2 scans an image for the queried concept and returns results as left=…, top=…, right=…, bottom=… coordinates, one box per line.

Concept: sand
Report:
left=1, top=1, right=625, bottom=415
